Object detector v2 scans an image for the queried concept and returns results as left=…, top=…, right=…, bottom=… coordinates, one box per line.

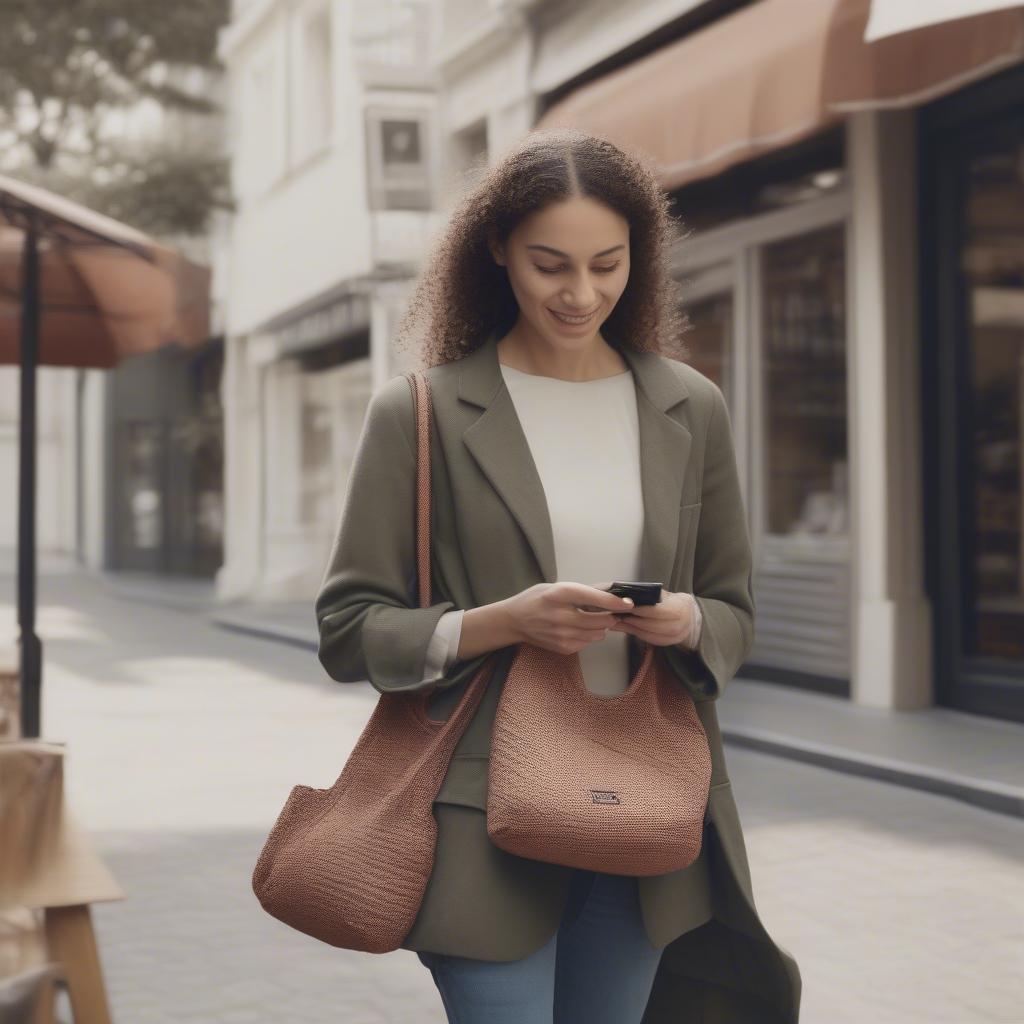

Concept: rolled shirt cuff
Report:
left=421, top=608, right=466, bottom=683
left=685, top=593, right=703, bottom=649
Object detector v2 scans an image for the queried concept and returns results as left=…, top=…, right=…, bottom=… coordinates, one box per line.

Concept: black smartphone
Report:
left=576, top=581, right=663, bottom=614
left=607, top=581, right=663, bottom=606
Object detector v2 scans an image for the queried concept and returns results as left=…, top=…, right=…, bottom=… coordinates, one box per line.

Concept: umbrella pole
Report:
left=19, top=218, right=42, bottom=739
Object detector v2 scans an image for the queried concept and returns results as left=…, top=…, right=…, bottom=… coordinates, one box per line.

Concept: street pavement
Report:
left=3, top=564, right=1022, bottom=1023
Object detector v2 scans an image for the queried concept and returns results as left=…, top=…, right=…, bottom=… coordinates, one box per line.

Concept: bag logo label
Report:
left=590, top=790, right=620, bottom=805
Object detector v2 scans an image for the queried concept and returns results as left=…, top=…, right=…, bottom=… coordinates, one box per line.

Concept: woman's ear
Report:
left=487, top=233, right=506, bottom=267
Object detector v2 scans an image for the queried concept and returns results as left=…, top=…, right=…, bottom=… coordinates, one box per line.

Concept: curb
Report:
left=207, top=613, right=1024, bottom=821
left=721, top=726, right=1023, bottom=819
left=211, top=612, right=316, bottom=651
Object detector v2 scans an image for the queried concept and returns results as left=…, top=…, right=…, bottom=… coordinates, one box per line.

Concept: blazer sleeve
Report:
left=315, top=375, right=460, bottom=695
left=663, top=381, right=755, bottom=701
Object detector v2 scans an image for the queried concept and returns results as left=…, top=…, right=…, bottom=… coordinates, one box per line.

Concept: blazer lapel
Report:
left=622, top=342, right=694, bottom=588
left=457, top=330, right=692, bottom=587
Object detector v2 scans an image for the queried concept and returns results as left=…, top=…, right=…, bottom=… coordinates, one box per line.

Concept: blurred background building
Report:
left=430, top=0, right=1024, bottom=726
left=0, top=20, right=229, bottom=581
left=6, top=0, right=1016, bottom=726
left=215, top=0, right=439, bottom=601
left=493, top=0, right=1024, bottom=729
left=90, top=67, right=229, bottom=581
left=216, top=0, right=1024, bottom=725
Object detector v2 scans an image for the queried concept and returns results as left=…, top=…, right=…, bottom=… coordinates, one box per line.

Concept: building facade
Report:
left=85, top=65, right=228, bottom=580
left=430, top=0, right=1024, bottom=723
left=1, top=64, right=226, bottom=581
left=215, top=0, right=1023, bottom=724
left=216, top=0, right=441, bottom=600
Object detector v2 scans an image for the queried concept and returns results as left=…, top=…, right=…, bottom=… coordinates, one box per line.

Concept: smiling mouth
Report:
left=548, top=307, right=599, bottom=324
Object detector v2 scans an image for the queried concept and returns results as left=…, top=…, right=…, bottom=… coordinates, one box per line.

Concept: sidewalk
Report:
left=98, top=569, right=1024, bottom=820
left=16, top=558, right=1023, bottom=1023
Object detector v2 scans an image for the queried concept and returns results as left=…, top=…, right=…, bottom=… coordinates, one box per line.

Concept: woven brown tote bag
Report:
left=251, top=371, right=500, bottom=952
left=485, top=580, right=713, bottom=874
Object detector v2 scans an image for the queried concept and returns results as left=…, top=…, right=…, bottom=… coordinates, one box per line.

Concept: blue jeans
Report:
left=415, top=868, right=664, bottom=1024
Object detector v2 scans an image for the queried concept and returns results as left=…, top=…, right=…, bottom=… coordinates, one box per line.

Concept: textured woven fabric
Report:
left=486, top=639, right=712, bottom=876
left=251, top=371, right=498, bottom=952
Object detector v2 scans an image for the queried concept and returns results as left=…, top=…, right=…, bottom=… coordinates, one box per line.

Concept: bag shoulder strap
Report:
left=404, top=371, right=432, bottom=611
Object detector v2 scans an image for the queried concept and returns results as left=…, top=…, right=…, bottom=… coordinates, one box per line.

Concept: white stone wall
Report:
left=219, top=0, right=370, bottom=340
left=217, top=0, right=438, bottom=601
left=0, top=365, right=78, bottom=557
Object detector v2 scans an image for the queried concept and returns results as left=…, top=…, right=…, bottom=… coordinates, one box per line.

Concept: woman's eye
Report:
left=534, top=264, right=620, bottom=275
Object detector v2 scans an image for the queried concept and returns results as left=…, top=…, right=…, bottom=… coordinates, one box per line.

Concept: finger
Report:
left=612, top=620, right=660, bottom=643
left=619, top=604, right=666, bottom=617
left=612, top=615, right=672, bottom=637
left=570, top=624, right=613, bottom=643
left=564, top=581, right=634, bottom=612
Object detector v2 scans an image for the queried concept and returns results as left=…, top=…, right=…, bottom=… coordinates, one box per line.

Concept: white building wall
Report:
left=218, top=0, right=369, bottom=600
left=0, top=365, right=77, bottom=557
left=218, top=0, right=441, bottom=601
left=79, top=370, right=109, bottom=571
left=221, top=0, right=371, bottom=340
left=217, top=335, right=265, bottom=599
left=847, top=109, right=933, bottom=709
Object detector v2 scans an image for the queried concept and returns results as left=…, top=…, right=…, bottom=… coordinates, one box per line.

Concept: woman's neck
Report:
left=496, top=330, right=627, bottom=382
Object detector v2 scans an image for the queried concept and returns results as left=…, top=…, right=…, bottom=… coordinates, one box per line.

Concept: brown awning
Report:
left=824, top=0, right=1024, bottom=111
left=535, top=0, right=1024, bottom=190
left=0, top=174, right=211, bottom=368
left=863, top=0, right=1024, bottom=42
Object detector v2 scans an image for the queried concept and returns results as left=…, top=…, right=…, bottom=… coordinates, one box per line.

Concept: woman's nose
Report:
left=562, top=274, right=598, bottom=308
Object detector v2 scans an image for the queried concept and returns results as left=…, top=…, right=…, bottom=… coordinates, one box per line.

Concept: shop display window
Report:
left=962, top=138, right=1024, bottom=660
left=679, top=292, right=731, bottom=401
left=761, top=225, right=848, bottom=539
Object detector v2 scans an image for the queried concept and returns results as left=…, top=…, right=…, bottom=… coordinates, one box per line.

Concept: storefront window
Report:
left=761, top=225, right=848, bottom=538
left=963, top=138, right=1024, bottom=661
left=680, top=293, right=731, bottom=400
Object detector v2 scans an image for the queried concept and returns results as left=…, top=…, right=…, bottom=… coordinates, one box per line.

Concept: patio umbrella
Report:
left=0, top=174, right=211, bottom=739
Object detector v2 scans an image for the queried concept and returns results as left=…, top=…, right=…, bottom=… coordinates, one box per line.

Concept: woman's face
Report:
left=489, top=195, right=630, bottom=352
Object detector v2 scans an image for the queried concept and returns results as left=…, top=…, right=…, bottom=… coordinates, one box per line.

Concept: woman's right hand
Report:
left=504, top=582, right=635, bottom=655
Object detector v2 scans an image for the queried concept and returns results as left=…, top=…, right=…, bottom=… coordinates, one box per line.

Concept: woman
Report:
left=315, top=129, right=802, bottom=1023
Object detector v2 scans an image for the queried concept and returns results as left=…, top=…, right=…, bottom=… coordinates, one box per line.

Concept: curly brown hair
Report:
left=393, top=127, right=693, bottom=369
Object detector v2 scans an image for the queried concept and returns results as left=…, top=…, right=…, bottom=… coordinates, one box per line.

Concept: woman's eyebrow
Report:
left=526, top=244, right=626, bottom=258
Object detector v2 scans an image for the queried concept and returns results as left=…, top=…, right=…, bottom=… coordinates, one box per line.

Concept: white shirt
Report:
left=419, top=362, right=702, bottom=691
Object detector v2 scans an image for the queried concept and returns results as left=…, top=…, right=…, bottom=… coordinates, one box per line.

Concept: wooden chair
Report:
left=0, top=725, right=123, bottom=1024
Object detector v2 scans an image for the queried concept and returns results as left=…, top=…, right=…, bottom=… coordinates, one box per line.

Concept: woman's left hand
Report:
left=608, top=589, right=698, bottom=647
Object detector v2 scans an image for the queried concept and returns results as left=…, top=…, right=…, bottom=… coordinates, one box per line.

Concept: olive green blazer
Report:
left=315, top=329, right=802, bottom=1023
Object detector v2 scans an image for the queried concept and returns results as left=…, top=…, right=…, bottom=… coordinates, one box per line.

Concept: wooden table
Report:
left=0, top=738, right=124, bottom=1023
